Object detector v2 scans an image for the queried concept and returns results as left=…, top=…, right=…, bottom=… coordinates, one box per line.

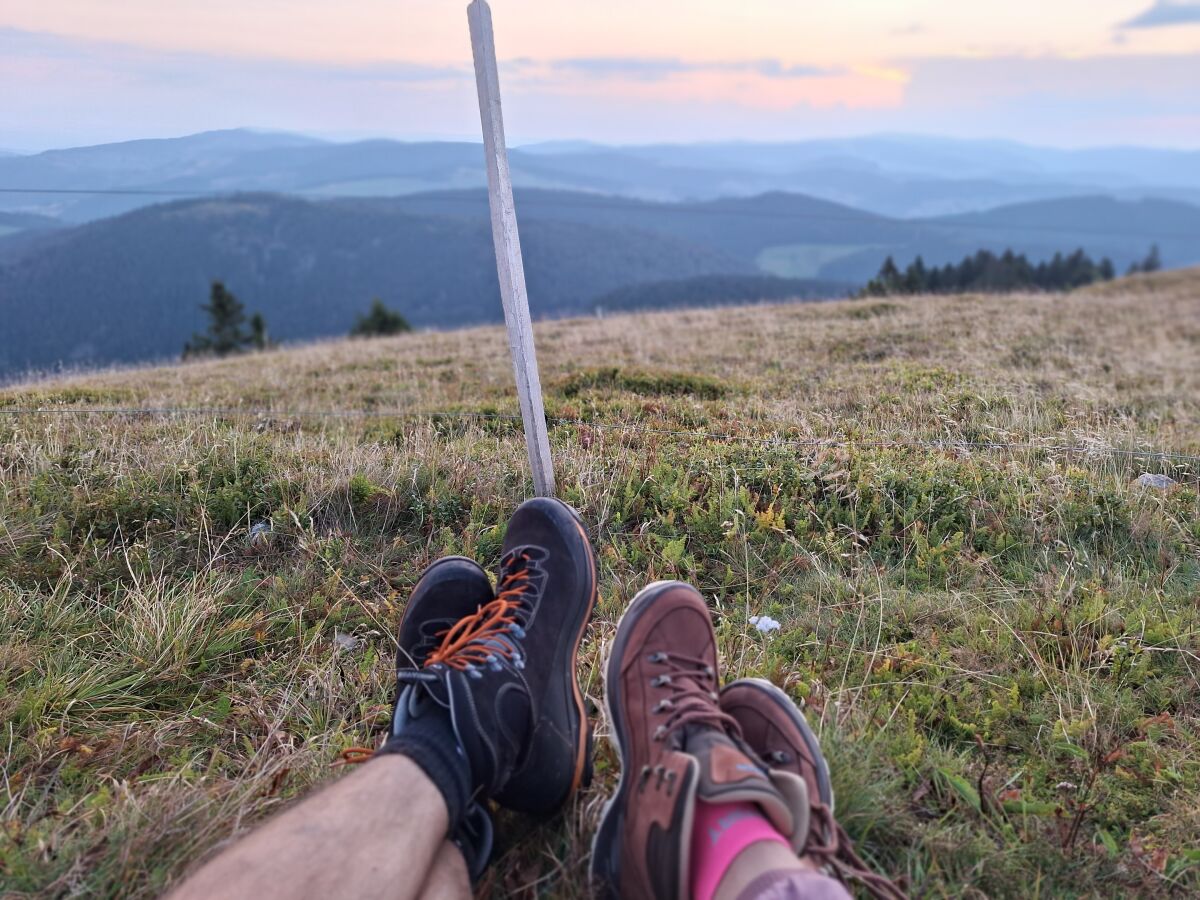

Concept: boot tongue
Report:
left=395, top=678, right=451, bottom=726
left=682, top=726, right=810, bottom=852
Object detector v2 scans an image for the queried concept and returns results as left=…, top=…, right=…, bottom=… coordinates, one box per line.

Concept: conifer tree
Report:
left=250, top=313, right=269, bottom=350
left=1128, top=244, right=1161, bottom=275
left=858, top=246, right=1119, bottom=298
left=183, top=281, right=266, bottom=359
left=351, top=299, right=412, bottom=337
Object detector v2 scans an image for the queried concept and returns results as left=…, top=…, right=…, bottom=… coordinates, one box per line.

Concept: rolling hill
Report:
left=355, top=188, right=1200, bottom=281
left=3, top=129, right=1200, bottom=222
left=0, top=210, right=59, bottom=238
left=1, top=272, right=1197, bottom=897
left=818, top=195, right=1200, bottom=281
left=3, top=186, right=1200, bottom=377
left=0, top=193, right=754, bottom=375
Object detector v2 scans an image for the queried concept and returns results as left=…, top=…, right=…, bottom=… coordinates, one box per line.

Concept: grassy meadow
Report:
left=2, top=269, right=1199, bottom=897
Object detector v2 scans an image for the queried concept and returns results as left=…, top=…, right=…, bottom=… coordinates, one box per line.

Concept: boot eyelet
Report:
left=648, top=651, right=668, bottom=664
left=637, top=765, right=652, bottom=792
left=650, top=674, right=673, bottom=687
left=653, top=725, right=667, bottom=741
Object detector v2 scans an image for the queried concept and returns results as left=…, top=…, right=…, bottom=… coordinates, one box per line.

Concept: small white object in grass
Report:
left=749, top=615, right=781, bottom=634
left=1136, top=473, right=1176, bottom=490
left=334, top=630, right=362, bottom=652
left=248, top=520, right=273, bottom=546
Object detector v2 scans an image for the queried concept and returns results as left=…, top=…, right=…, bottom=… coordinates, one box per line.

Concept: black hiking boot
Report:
left=397, top=555, right=495, bottom=671
left=392, top=555, right=497, bottom=881
left=393, top=498, right=597, bottom=817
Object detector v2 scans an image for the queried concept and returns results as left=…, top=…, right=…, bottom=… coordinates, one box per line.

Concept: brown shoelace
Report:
left=648, top=651, right=742, bottom=742
left=807, top=803, right=909, bottom=900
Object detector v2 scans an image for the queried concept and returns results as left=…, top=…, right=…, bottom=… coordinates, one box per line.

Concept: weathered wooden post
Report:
left=467, top=0, right=556, bottom=496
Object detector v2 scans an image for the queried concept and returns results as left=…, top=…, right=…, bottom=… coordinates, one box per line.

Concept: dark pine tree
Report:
left=862, top=256, right=903, bottom=296
left=351, top=298, right=413, bottom=337
left=1128, top=244, right=1162, bottom=275
left=183, top=281, right=265, bottom=359
left=250, top=313, right=269, bottom=350
left=859, top=247, right=1118, bottom=298
left=903, top=256, right=928, bottom=293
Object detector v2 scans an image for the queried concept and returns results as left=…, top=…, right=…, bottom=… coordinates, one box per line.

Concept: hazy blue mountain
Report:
left=0, top=211, right=63, bottom=263
left=0, top=129, right=322, bottom=189
left=389, top=188, right=1200, bottom=280
left=0, top=129, right=326, bottom=221
left=5, top=185, right=1198, bottom=376
left=930, top=195, right=1200, bottom=235
left=0, top=193, right=749, bottom=376
left=388, top=189, right=904, bottom=261
left=0, top=210, right=58, bottom=235
left=820, top=196, right=1200, bottom=282
left=592, top=274, right=851, bottom=313
left=625, top=136, right=1200, bottom=187
left=3, top=130, right=1199, bottom=224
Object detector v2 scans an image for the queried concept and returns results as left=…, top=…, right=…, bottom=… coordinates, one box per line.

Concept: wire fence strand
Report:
left=3, top=404, right=1198, bottom=468
left=4, top=186, right=1199, bottom=242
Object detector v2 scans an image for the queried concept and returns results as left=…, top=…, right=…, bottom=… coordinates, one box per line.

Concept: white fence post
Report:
left=467, top=0, right=556, bottom=497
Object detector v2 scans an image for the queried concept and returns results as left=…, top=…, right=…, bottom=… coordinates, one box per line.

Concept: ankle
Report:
left=379, top=702, right=472, bottom=828
left=690, top=801, right=790, bottom=900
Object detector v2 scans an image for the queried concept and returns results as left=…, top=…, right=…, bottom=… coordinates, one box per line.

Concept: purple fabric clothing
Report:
left=734, top=868, right=853, bottom=900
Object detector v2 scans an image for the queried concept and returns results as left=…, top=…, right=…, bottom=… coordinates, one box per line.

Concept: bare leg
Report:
left=172, top=756, right=457, bottom=900
left=713, top=842, right=849, bottom=900
left=417, top=841, right=471, bottom=900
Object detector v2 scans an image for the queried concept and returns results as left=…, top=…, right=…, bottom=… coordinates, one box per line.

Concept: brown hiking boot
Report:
left=591, top=581, right=811, bottom=900
left=721, top=678, right=908, bottom=900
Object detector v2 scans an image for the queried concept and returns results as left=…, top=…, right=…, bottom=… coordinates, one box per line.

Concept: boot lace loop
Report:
left=649, top=651, right=742, bottom=740
left=806, top=804, right=909, bottom=900
left=424, top=550, right=534, bottom=670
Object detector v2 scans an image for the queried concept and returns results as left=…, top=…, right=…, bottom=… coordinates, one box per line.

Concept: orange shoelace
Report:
left=335, top=553, right=534, bottom=766
left=424, top=552, right=532, bottom=670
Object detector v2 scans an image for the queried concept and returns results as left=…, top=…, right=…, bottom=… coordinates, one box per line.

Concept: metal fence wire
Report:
left=3, top=405, right=1198, bottom=472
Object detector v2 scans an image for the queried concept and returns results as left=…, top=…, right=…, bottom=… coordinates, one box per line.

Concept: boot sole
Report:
left=562, top=500, right=599, bottom=801
left=721, top=677, right=834, bottom=811
left=590, top=579, right=686, bottom=899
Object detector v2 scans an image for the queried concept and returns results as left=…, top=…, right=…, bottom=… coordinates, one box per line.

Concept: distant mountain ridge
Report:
left=2, top=129, right=1199, bottom=223
left=3, top=186, right=1199, bottom=377
left=0, top=192, right=751, bottom=375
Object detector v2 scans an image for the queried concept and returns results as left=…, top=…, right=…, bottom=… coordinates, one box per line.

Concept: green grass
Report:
left=1, top=272, right=1199, bottom=897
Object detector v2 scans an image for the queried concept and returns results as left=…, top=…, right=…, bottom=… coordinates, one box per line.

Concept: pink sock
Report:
left=690, top=800, right=790, bottom=900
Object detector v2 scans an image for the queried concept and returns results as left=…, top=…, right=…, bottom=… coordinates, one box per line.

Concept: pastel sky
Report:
left=1, top=0, right=1199, bottom=150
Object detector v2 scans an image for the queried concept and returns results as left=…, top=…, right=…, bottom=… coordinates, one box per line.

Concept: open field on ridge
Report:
left=2, top=269, right=1199, bottom=897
